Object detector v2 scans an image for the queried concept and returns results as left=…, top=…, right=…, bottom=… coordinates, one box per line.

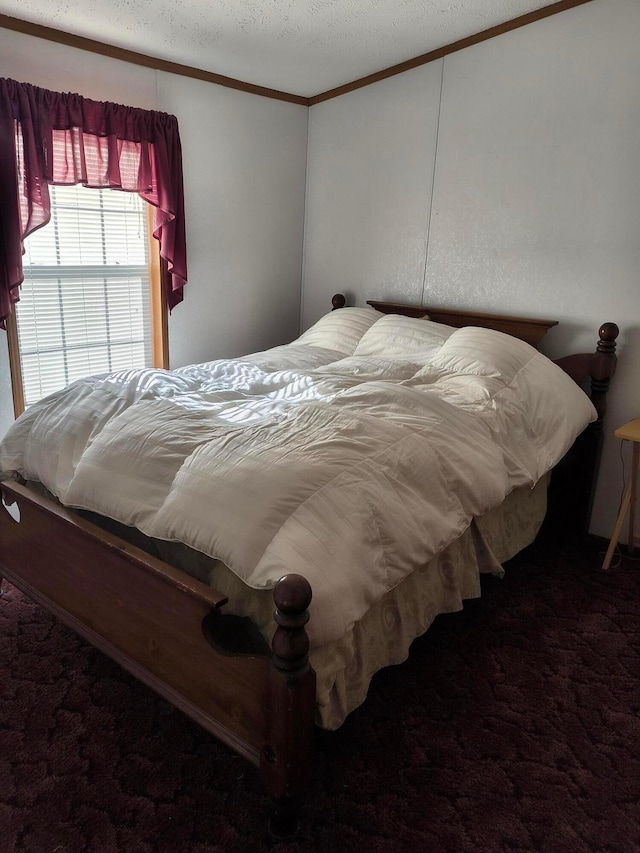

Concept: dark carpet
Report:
left=1, top=537, right=639, bottom=853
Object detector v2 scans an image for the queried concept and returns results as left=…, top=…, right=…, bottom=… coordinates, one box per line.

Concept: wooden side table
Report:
left=602, top=418, right=640, bottom=570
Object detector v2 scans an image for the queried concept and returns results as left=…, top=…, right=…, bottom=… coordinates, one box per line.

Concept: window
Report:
left=8, top=184, right=167, bottom=415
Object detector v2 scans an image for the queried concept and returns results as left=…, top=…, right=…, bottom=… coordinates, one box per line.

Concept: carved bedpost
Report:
left=589, top=322, right=619, bottom=424
left=544, top=321, right=619, bottom=541
left=261, top=574, right=316, bottom=838
left=575, top=321, right=619, bottom=538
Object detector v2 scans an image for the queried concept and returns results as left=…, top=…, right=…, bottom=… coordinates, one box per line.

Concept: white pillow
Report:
left=353, top=313, right=454, bottom=357
left=428, top=326, right=537, bottom=381
left=296, top=307, right=383, bottom=356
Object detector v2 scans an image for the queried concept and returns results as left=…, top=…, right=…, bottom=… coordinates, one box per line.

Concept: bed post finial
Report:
left=331, top=293, right=346, bottom=310
left=262, top=574, right=316, bottom=838
left=270, top=573, right=312, bottom=674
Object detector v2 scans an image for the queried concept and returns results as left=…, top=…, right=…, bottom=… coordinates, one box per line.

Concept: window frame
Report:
left=7, top=203, right=168, bottom=418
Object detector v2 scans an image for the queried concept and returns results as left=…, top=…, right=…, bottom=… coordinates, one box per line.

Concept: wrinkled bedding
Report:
left=0, top=312, right=596, bottom=648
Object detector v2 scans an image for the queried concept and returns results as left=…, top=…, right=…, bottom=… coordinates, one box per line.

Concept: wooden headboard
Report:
left=366, top=299, right=558, bottom=350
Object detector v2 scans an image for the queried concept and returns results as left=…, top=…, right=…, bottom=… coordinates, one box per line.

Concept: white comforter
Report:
left=0, top=326, right=595, bottom=646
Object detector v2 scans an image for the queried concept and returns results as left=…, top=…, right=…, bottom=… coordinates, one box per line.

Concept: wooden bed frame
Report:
left=0, top=295, right=619, bottom=835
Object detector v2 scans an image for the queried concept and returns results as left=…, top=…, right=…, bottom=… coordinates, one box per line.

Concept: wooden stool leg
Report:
left=628, top=442, right=639, bottom=554
left=603, top=481, right=633, bottom=570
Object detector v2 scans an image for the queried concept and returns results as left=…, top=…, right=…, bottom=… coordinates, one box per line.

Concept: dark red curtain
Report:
left=0, top=77, right=188, bottom=328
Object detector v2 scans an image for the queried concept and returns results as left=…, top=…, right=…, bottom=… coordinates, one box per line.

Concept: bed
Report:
left=0, top=295, right=618, bottom=835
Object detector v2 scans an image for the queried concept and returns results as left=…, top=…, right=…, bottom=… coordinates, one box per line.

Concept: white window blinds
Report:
left=16, top=184, right=152, bottom=407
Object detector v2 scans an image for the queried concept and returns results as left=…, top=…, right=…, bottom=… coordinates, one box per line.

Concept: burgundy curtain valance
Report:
left=0, top=77, right=188, bottom=328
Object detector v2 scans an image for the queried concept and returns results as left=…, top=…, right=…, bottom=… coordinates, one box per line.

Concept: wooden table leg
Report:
left=628, top=442, right=639, bottom=554
left=603, top=481, right=633, bottom=571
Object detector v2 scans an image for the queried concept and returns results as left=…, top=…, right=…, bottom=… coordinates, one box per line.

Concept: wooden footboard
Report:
left=0, top=480, right=316, bottom=835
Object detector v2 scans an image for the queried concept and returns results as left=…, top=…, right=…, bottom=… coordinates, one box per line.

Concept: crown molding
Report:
left=310, top=0, right=595, bottom=104
left=0, top=13, right=310, bottom=105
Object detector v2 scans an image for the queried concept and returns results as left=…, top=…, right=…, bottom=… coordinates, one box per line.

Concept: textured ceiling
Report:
left=2, top=1, right=563, bottom=97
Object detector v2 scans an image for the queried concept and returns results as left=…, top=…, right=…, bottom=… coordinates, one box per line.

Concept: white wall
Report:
left=303, top=0, right=640, bottom=539
left=303, top=62, right=442, bottom=321
left=156, top=72, right=308, bottom=367
left=0, top=28, right=308, bottom=438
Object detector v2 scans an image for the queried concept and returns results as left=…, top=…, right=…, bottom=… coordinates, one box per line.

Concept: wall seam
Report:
left=421, top=57, right=444, bottom=306
left=299, top=103, right=312, bottom=333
